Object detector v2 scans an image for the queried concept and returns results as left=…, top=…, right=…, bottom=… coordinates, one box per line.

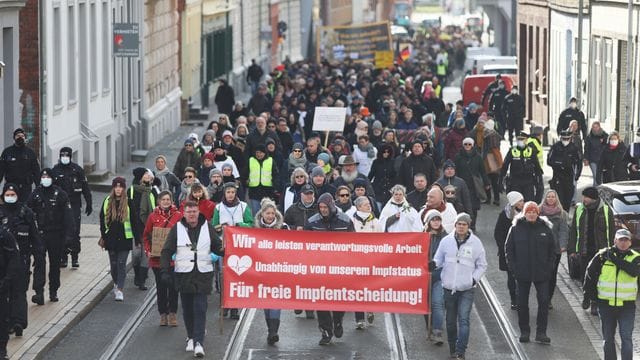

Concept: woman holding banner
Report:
left=424, top=209, right=447, bottom=346
left=350, top=196, right=382, bottom=329
left=254, top=198, right=289, bottom=345
left=143, top=190, right=182, bottom=327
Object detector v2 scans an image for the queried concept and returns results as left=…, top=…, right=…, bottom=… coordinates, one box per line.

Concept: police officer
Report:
left=0, top=227, right=21, bottom=360
left=502, top=86, right=526, bottom=145
left=481, top=74, right=502, bottom=107
left=499, top=132, right=542, bottom=202
left=583, top=228, right=639, bottom=360
left=527, top=126, right=545, bottom=203
left=0, top=128, right=41, bottom=201
left=26, top=169, right=73, bottom=302
left=0, top=183, right=43, bottom=338
left=556, top=97, right=587, bottom=139
left=52, top=147, right=92, bottom=268
left=547, top=130, right=583, bottom=211
left=489, top=80, right=509, bottom=136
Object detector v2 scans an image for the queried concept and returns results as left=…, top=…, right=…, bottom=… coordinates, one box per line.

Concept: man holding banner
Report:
left=304, top=193, right=355, bottom=345
left=432, top=213, right=487, bottom=360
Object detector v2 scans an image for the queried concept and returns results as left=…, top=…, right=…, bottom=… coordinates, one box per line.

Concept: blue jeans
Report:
left=598, top=304, right=635, bottom=360
left=264, top=309, right=281, bottom=319
left=590, top=161, right=602, bottom=186
left=444, top=288, right=475, bottom=355
left=431, top=280, right=445, bottom=331
left=249, top=199, right=261, bottom=216
left=181, top=293, right=208, bottom=344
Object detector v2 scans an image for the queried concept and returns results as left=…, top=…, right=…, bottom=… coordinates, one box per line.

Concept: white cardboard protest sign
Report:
left=312, top=107, right=347, bottom=132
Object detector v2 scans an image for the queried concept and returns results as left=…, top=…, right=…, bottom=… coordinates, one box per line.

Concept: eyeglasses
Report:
left=185, top=175, right=194, bottom=179
left=295, top=175, right=306, bottom=179
left=339, top=193, right=350, bottom=197
left=463, top=143, right=473, bottom=147
left=445, top=191, right=456, bottom=195
left=293, top=149, right=302, bottom=153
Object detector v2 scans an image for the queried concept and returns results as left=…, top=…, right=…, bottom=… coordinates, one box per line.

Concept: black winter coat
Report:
left=99, top=196, right=134, bottom=252
left=494, top=208, right=513, bottom=271
left=454, top=149, right=489, bottom=210
left=398, top=154, right=437, bottom=191
left=584, top=131, right=608, bottom=163
left=284, top=201, right=319, bottom=229
left=505, top=217, right=556, bottom=282
left=369, top=157, right=396, bottom=204
left=304, top=211, right=355, bottom=232
left=600, top=143, right=628, bottom=183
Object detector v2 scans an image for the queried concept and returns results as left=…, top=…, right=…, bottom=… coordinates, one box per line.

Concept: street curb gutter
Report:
left=18, top=261, right=133, bottom=360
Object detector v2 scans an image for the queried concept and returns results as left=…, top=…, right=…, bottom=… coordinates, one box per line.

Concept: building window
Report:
left=603, top=39, right=614, bottom=123
left=68, top=5, right=77, bottom=104
left=102, top=2, right=110, bottom=93
left=53, top=7, right=62, bottom=108
left=91, top=3, right=98, bottom=95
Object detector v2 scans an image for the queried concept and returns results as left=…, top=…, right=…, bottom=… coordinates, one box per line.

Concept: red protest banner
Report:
left=222, top=227, right=430, bottom=314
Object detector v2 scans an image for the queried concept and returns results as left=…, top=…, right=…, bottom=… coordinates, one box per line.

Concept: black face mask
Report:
left=15, top=138, right=25, bottom=146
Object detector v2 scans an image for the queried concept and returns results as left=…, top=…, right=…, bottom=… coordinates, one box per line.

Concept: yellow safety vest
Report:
left=248, top=157, right=273, bottom=187
left=597, top=249, right=639, bottom=306
left=526, top=137, right=544, bottom=169
left=102, top=196, right=134, bottom=239
left=128, top=186, right=156, bottom=209
left=437, top=63, right=447, bottom=76
left=574, top=203, right=610, bottom=252
left=510, top=146, right=533, bottom=158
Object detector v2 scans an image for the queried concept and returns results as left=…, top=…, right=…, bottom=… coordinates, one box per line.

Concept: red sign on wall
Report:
left=222, top=227, right=430, bottom=314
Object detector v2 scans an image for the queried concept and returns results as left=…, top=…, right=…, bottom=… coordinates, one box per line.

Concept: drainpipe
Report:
left=625, top=0, right=634, bottom=140
left=576, top=0, right=583, bottom=106
left=39, top=0, right=47, bottom=165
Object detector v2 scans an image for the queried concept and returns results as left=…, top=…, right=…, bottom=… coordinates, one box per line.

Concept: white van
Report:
left=463, top=47, right=501, bottom=74
left=481, top=63, right=518, bottom=75
left=469, top=55, right=517, bottom=75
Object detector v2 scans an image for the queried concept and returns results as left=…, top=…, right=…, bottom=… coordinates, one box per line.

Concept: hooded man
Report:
left=305, top=193, right=355, bottom=345
left=51, top=147, right=92, bottom=267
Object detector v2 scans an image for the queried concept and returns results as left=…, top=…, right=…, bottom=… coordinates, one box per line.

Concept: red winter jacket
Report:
left=143, top=206, right=183, bottom=268
left=179, top=198, right=215, bottom=221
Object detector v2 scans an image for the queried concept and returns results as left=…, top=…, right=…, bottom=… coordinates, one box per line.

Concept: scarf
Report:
left=540, top=202, right=561, bottom=217
left=133, top=184, right=153, bottom=224
left=354, top=211, right=374, bottom=225
left=358, top=142, right=377, bottom=158
left=422, top=201, right=446, bottom=222
left=260, top=218, right=277, bottom=228
left=222, top=196, right=240, bottom=208
left=288, top=152, right=307, bottom=171
left=155, top=167, right=171, bottom=191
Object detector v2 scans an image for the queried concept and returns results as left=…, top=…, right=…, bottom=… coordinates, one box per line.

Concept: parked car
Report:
left=598, top=181, right=640, bottom=250
left=461, top=74, right=514, bottom=108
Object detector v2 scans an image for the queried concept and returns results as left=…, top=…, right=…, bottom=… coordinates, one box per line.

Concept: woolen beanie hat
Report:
left=506, top=191, right=524, bottom=207
left=222, top=182, right=238, bottom=191
left=523, top=201, right=539, bottom=214
left=443, top=159, right=456, bottom=169
left=60, top=147, right=73, bottom=157
left=582, top=186, right=599, bottom=200
left=212, top=140, right=224, bottom=150
left=455, top=212, right=472, bottom=225
left=155, top=155, right=167, bottom=164
left=372, top=120, right=383, bottom=130
left=112, top=177, right=126, bottom=188
left=13, top=128, right=25, bottom=137
left=425, top=209, right=442, bottom=224
left=463, top=137, right=475, bottom=146
left=132, top=167, right=147, bottom=183
left=292, top=143, right=304, bottom=151
left=202, top=152, right=215, bottom=162
left=209, top=168, right=222, bottom=178
left=221, top=163, right=233, bottom=171
left=318, top=152, right=331, bottom=164
left=485, top=119, right=495, bottom=131
left=311, top=166, right=325, bottom=178
left=184, top=138, right=194, bottom=146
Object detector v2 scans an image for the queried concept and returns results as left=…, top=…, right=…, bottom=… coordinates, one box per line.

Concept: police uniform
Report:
left=52, top=147, right=92, bottom=267
left=547, top=131, right=583, bottom=211
left=0, top=128, right=41, bottom=201
left=26, top=169, right=73, bottom=302
left=503, top=91, right=526, bottom=145
left=0, top=227, right=21, bottom=359
left=489, top=85, right=508, bottom=136
left=499, top=132, right=542, bottom=202
left=0, top=183, right=44, bottom=336
left=527, top=129, right=545, bottom=203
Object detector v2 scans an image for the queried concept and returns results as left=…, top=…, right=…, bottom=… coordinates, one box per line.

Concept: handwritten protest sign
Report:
left=223, top=227, right=430, bottom=314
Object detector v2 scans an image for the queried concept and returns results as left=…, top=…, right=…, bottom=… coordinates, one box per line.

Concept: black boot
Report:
left=305, top=310, right=315, bottom=319
left=230, top=309, right=240, bottom=319
left=71, top=254, right=79, bottom=268
left=60, top=254, right=68, bottom=268
left=50, top=290, right=59, bottom=302
left=266, top=319, right=280, bottom=345
left=31, top=291, right=45, bottom=305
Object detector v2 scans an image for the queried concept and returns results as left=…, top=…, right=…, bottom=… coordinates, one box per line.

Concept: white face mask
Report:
left=41, top=177, right=52, bottom=187
left=570, top=103, right=577, bottom=109
left=516, top=140, right=525, bottom=148
left=511, top=89, right=518, bottom=95
left=60, top=156, right=71, bottom=165
left=610, top=139, right=619, bottom=146
left=561, top=140, right=570, bottom=146
left=4, top=196, right=17, bottom=204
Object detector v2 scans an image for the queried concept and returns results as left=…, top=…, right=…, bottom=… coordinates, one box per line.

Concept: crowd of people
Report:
left=1, top=20, right=640, bottom=360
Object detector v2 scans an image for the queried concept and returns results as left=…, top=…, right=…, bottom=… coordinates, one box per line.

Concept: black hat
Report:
left=569, top=97, right=577, bottom=103
left=582, top=187, right=599, bottom=200
left=13, top=128, right=25, bottom=137
left=495, top=74, right=502, bottom=79
left=265, top=137, right=276, bottom=146
left=255, top=144, right=267, bottom=154
left=2, top=183, right=18, bottom=196
left=132, top=167, right=147, bottom=183
left=353, top=178, right=367, bottom=189
left=40, top=168, right=52, bottom=178
left=212, top=140, right=224, bottom=150
left=60, top=147, right=72, bottom=157
left=301, top=184, right=315, bottom=194
left=112, top=177, right=126, bottom=188
left=443, top=159, right=456, bottom=169
left=560, top=130, right=572, bottom=138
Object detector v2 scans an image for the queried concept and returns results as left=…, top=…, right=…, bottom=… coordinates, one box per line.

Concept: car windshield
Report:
left=612, top=194, right=640, bottom=214
left=484, top=69, right=517, bottom=74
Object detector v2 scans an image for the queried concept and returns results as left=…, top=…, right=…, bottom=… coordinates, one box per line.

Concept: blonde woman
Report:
left=99, top=177, right=134, bottom=301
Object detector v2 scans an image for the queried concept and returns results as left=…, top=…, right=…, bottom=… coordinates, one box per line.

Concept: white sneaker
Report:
left=114, top=289, right=123, bottom=302
left=185, top=338, right=194, bottom=352
left=193, top=342, right=204, bottom=357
